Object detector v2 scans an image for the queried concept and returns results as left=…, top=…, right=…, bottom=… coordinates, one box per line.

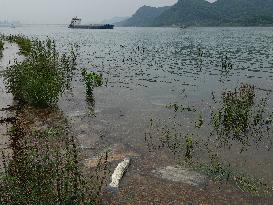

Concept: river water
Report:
left=1, top=25, right=273, bottom=204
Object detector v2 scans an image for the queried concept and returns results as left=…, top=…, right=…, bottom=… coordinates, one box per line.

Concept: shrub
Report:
left=4, top=38, right=76, bottom=107
left=82, top=71, right=103, bottom=96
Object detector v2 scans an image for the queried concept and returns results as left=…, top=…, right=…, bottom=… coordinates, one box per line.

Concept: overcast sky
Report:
left=0, top=0, right=215, bottom=24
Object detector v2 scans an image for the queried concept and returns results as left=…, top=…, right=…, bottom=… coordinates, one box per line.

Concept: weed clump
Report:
left=213, top=84, right=255, bottom=138
left=4, top=38, right=76, bottom=107
left=211, top=83, right=271, bottom=148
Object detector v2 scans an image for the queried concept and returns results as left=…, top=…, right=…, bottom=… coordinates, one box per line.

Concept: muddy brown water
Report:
left=1, top=26, right=273, bottom=204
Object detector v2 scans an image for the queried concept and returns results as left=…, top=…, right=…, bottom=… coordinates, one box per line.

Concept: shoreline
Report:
left=0, top=32, right=273, bottom=204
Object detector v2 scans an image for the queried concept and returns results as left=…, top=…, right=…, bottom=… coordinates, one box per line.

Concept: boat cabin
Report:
left=70, top=17, right=81, bottom=26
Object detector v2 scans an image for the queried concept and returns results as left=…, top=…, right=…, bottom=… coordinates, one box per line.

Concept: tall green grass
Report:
left=0, top=126, right=107, bottom=205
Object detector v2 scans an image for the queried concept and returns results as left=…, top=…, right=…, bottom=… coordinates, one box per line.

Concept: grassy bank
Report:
left=0, top=35, right=108, bottom=204
left=0, top=107, right=108, bottom=205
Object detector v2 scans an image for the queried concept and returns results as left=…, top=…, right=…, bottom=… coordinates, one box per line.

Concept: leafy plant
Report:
left=4, top=38, right=76, bottom=107
left=82, top=70, right=103, bottom=96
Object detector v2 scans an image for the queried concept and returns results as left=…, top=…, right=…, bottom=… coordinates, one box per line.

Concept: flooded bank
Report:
left=0, top=42, right=22, bottom=154
left=1, top=26, right=273, bottom=204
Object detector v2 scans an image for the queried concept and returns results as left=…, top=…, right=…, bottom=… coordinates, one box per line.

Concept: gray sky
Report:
left=0, top=0, right=215, bottom=24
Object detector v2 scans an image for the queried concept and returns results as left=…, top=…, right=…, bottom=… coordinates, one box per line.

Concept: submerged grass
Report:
left=212, top=83, right=271, bottom=149
left=146, top=83, right=273, bottom=197
left=212, top=84, right=255, bottom=138
left=195, top=160, right=273, bottom=197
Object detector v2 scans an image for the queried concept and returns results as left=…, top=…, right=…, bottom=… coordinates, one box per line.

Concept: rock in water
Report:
left=153, top=166, right=207, bottom=186
left=109, top=158, right=130, bottom=189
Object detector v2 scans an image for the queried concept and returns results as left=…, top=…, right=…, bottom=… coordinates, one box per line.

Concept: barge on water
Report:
left=68, top=17, right=114, bottom=29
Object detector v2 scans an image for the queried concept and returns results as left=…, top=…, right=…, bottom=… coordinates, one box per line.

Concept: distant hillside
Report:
left=117, top=5, right=170, bottom=27
left=212, top=0, right=273, bottom=26
left=118, top=0, right=273, bottom=27
left=154, top=0, right=218, bottom=26
left=101, top=17, right=129, bottom=25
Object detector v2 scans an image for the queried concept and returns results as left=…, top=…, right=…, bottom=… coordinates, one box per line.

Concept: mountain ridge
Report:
left=118, top=0, right=273, bottom=27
